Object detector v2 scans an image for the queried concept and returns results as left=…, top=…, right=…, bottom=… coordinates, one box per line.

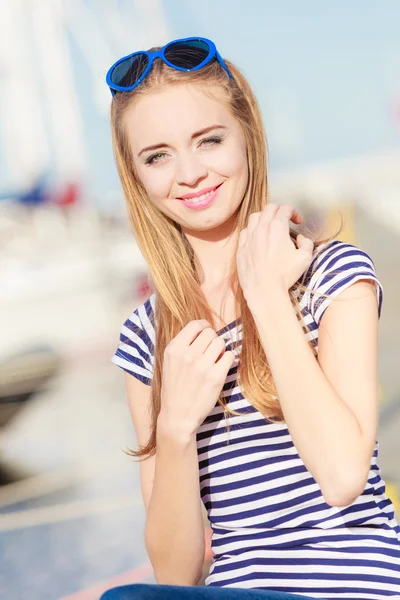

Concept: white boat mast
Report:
left=0, top=0, right=50, bottom=187
left=30, top=0, right=87, bottom=181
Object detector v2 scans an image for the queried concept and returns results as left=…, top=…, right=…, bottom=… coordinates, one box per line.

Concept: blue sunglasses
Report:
left=106, top=36, right=232, bottom=96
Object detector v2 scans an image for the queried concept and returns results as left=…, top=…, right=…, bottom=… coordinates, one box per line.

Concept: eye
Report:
left=145, top=152, right=167, bottom=165
left=144, top=136, right=224, bottom=166
left=200, top=135, right=223, bottom=146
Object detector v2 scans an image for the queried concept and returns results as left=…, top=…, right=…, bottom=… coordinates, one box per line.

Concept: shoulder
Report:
left=111, top=293, right=156, bottom=385
left=121, top=293, right=156, bottom=346
left=300, top=239, right=383, bottom=326
left=303, top=239, right=378, bottom=285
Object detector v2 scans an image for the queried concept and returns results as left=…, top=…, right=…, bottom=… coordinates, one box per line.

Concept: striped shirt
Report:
left=112, top=240, right=400, bottom=599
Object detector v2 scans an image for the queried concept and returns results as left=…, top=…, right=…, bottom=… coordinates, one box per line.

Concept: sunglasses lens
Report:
left=110, top=52, right=149, bottom=88
left=164, top=39, right=210, bottom=69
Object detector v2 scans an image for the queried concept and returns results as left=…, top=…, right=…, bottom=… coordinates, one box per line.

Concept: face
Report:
left=125, top=84, right=249, bottom=237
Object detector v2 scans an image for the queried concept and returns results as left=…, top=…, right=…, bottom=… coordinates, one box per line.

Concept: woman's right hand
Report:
left=159, top=320, right=236, bottom=437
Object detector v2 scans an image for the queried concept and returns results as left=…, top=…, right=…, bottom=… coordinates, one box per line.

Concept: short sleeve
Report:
left=304, top=240, right=383, bottom=328
left=111, top=299, right=155, bottom=386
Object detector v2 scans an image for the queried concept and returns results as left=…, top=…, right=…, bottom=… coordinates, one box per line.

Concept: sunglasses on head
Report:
left=106, top=36, right=233, bottom=97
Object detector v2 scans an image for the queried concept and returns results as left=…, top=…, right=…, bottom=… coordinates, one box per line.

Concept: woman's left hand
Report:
left=236, top=203, right=315, bottom=302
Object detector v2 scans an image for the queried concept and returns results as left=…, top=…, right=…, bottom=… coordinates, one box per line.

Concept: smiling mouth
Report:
left=177, top=183, right=223, bottom=202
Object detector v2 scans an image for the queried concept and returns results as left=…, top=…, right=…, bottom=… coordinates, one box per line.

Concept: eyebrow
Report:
left=138, top=125, right=228, bottom=157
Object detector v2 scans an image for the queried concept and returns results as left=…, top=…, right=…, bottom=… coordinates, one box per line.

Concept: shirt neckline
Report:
left=216, top=318, right=242, bottom=336
left=149, top=293, right=241, bottom=337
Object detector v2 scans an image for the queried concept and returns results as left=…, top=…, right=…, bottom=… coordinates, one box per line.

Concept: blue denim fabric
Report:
left=100, top=584, right=317, bottom=600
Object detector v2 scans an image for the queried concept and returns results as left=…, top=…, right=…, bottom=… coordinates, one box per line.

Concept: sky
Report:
left=0, top=0, right=399, bottom=208
left=166, top=0, right=400, bottom=163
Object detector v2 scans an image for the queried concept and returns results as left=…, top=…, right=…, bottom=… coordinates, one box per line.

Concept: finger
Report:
left=190, top=326, right=218, bottom=354
left=296, top=234, right=314, bottom=255
left=246, top=210, right=262, bottom=236
left=214, top=349, right=236, bottom=375
left=239, top=208, right=266, bottom=245
left=275, top=204, right=302, bottom=226
left=290, top=209, right=303, bottom=224
left=199, top=336, right=228, bottom=364
left=258, top=203, right=280, bottom=226
left=174, top=320, right=213, bottom=347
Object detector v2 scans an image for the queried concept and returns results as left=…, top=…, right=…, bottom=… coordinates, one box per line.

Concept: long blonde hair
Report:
left=110, top=47, right=341, bottom=458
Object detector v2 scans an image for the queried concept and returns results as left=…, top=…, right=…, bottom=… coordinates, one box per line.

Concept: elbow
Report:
left=153, top=566, right=203, bottom=587
left=323, top=487, right=361, bottom=508
left=146, top=538, right=204, bottom=587
left=321, top=468, right=369, bottom=508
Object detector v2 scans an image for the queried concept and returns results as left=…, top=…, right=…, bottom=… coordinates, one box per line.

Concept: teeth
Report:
left=185, top=189, right=214, bottom=203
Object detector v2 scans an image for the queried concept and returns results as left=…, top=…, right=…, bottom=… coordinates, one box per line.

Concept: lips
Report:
left=177, top=183, right=222, bottom=200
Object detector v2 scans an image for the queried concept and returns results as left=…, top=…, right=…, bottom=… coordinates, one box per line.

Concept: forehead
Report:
left=125, top=84, right=235, bottom=150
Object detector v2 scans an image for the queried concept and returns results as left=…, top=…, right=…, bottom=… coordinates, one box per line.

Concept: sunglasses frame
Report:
left=106, top=36, right=232, bottom=96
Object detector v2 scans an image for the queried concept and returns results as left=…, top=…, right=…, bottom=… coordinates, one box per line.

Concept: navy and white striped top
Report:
left=112, top=240, right=400, bottom=599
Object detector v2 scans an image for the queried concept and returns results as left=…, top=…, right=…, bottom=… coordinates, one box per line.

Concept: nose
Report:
left=175, top=152, right=208, bottom=188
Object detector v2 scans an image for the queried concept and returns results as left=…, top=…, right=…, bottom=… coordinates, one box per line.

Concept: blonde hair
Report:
left=110, top=47, right=342, bottom=458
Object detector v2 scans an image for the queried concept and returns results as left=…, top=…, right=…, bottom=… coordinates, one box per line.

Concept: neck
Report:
left=181, top=213, right=238, bottom=288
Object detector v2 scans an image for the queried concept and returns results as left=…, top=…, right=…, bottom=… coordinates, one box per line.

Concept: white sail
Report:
left=30, top=0, right=87, bottom=180
left=0, top=0, right=50, bottom=188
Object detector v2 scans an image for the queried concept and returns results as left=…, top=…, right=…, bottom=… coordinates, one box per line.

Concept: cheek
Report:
left=225, top=144, right=248, bottom=182
left=138, top=167, right=173, bottom=204
left=215, top=138, right=248, bottom=179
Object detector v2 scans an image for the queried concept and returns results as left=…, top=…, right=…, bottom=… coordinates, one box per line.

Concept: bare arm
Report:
left=248, top=280, right=379, bottom=507
left=147, top=416, right=205, bottom=585
left=124, top=372, right=205, bottom=586
left=124, top=319, right=234, bottom=584
left=236, top=204, right=381, bottom=507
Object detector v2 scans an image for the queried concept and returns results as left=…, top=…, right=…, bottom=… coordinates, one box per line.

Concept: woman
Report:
left=102, top=37, right=400, bottom=599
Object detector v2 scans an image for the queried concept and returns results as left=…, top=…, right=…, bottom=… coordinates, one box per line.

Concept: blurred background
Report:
left=0, top=1, right=399, bottom=598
